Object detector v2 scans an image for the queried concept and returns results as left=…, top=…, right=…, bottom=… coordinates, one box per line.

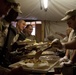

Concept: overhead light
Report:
left=43, top=0, right=48, bottom=11
left=40, top=0, right=48, bottom=11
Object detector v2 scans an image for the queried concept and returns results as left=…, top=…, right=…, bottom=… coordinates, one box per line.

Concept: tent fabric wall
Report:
left=15, top=0, right=76, bottom=21
left=42, top=21, right=68, bottom=40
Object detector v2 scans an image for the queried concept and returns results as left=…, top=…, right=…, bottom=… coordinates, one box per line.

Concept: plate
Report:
left=18, top=40, right=36, bottom=45
left=39, top=55, right=59, bottom=63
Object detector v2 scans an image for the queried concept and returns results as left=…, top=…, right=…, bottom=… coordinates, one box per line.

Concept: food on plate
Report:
left=33, top=42, right=39, bottom=45
left=23, top=39, right=31, bottom=42
left=42, top=51, right=54, bottom=55
left=23, top=59, right=49, bottom=69
left=27, top=50, right=36, bottom=55
left=24, top=59, right=41, bottom=63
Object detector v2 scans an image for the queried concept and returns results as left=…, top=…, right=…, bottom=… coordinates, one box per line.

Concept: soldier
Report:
left=51, top=9, right=76, bottom=50
left=0, top=1, right=22, bottom=67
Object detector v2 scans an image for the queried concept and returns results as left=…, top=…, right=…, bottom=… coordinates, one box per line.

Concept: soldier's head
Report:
left=0, top=0, right=20, bottom=18
left=16, top=20, right=26, bottom=32
left=23, top=25, right=33, bottom=35
left=4, top=3, right=22, bottom=23
left=61, top=9, right=76, bottom=30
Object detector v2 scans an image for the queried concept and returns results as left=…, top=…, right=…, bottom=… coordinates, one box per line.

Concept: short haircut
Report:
left=26, top=24, right=33, bottom=28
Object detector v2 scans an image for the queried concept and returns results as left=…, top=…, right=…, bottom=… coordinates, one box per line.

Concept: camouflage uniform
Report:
left=0, top=19, right=9, bottom=47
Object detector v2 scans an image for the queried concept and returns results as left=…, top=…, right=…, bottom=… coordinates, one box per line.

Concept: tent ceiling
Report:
left=15, top=0, right=76, bottom=21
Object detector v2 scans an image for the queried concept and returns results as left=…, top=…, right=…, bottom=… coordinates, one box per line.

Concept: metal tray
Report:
left=9, top=59, right=59, bottom=73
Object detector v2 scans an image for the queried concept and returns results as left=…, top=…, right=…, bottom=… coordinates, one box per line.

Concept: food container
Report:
left=9, top=58, right=59, bottom=73
left=39, top=55, right=60, bottom=63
